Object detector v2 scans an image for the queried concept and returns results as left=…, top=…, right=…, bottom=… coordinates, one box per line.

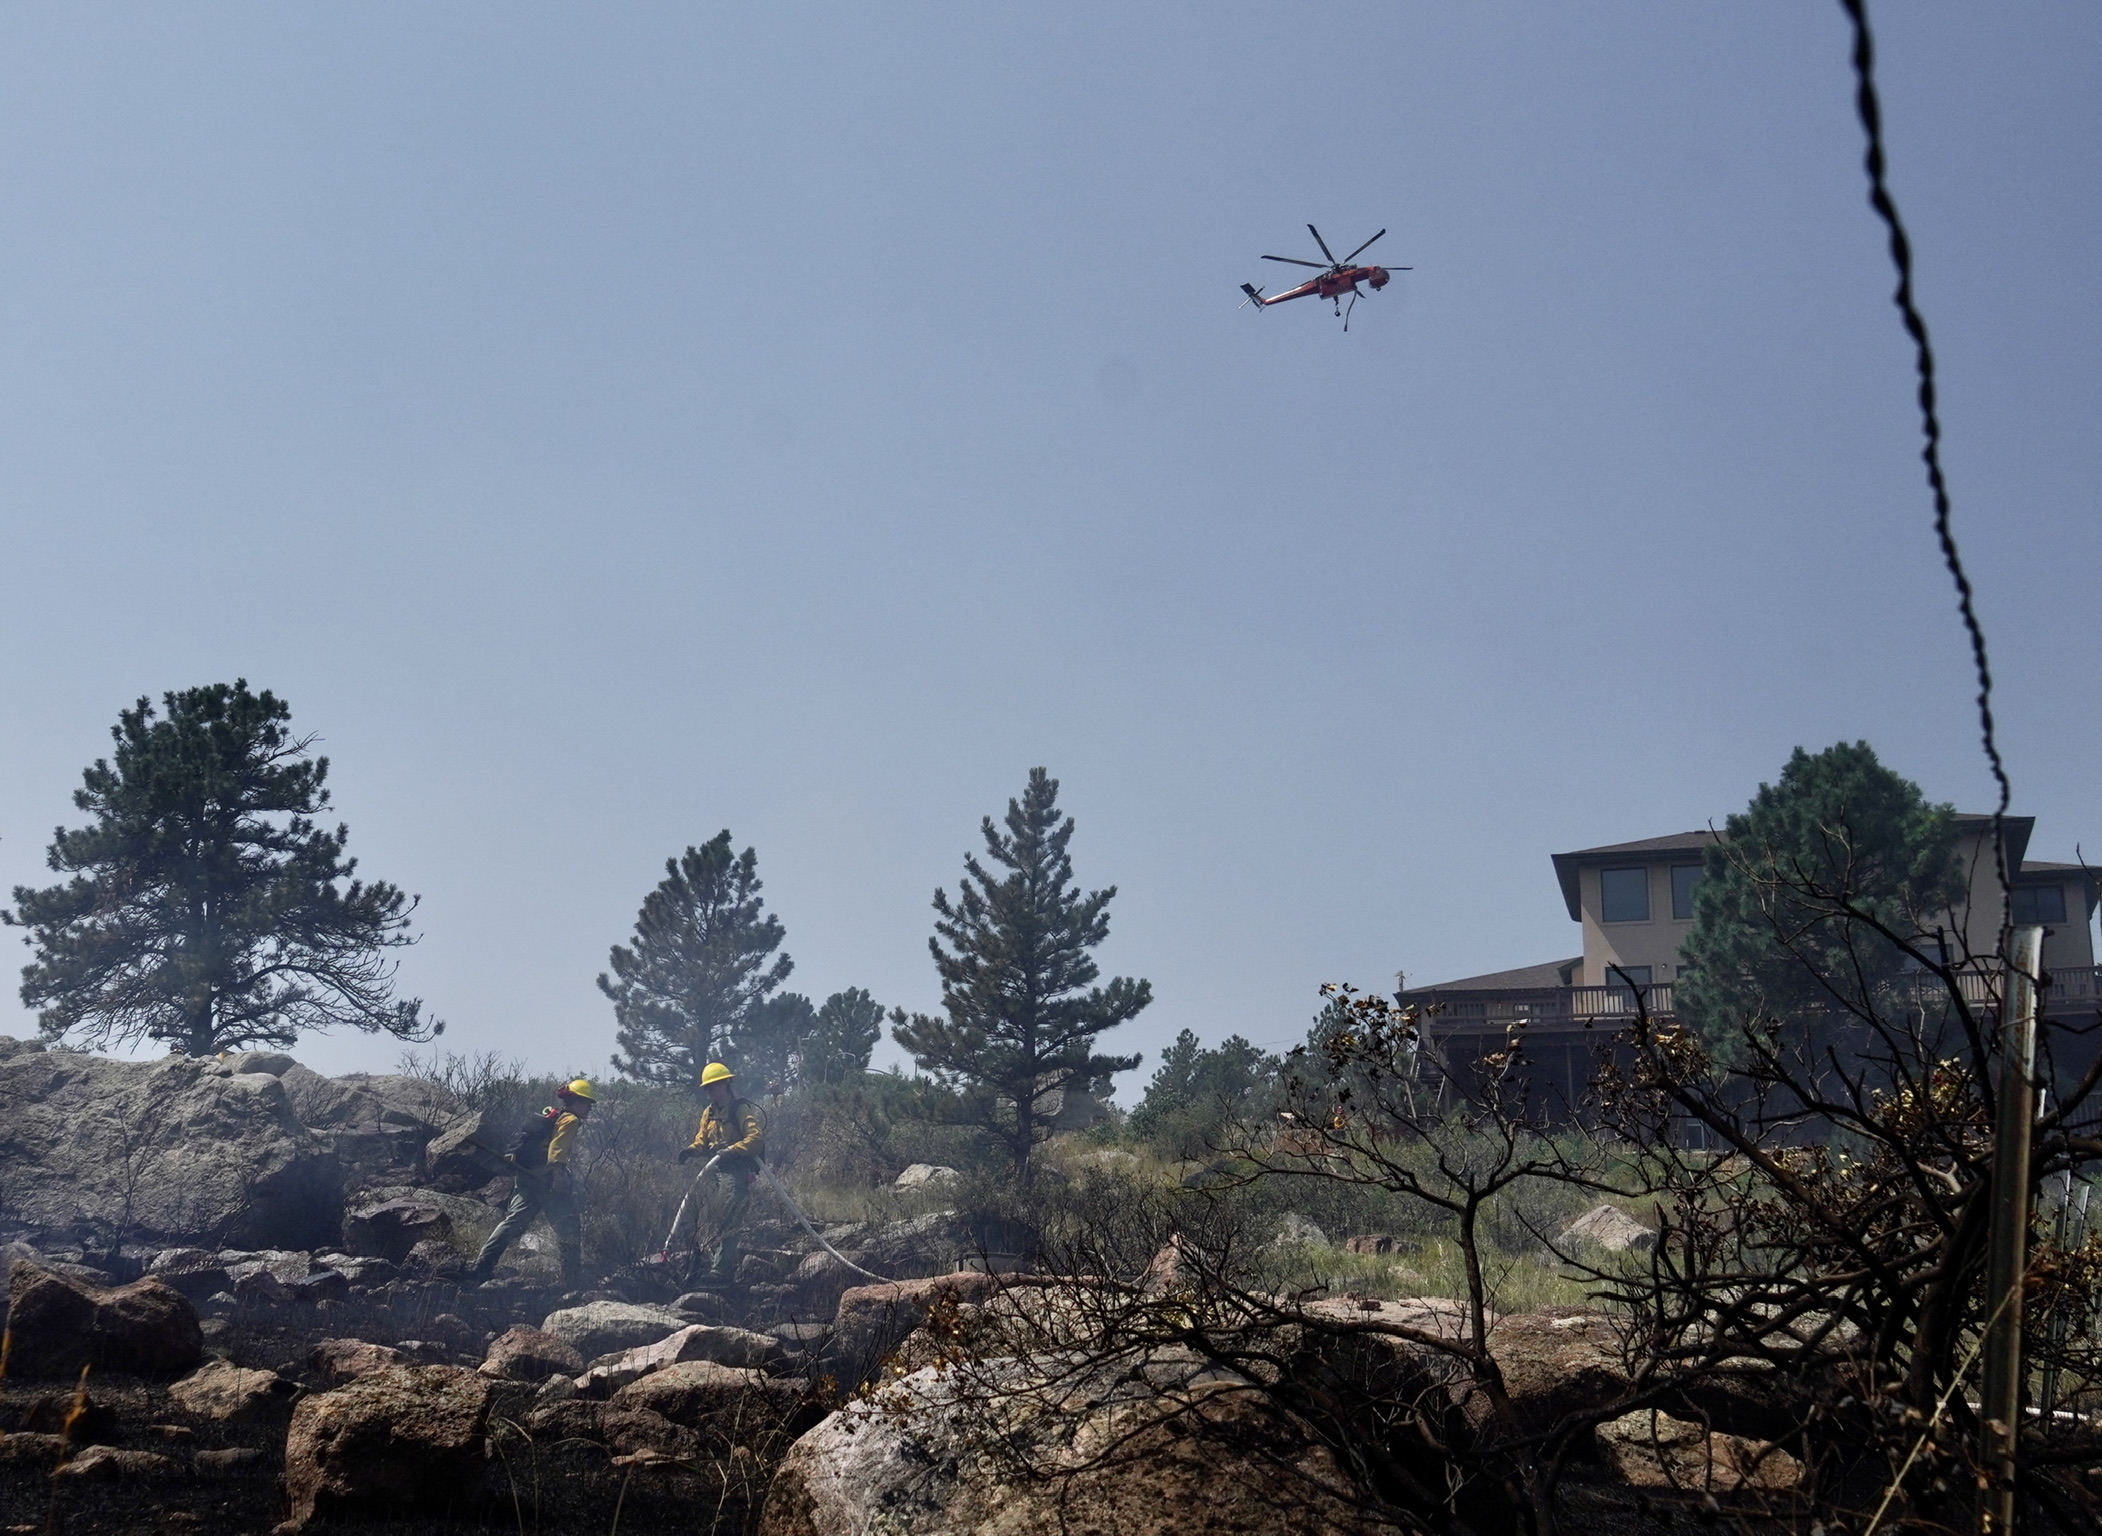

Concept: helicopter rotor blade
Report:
left=1342, top=229, right=1386, bottom=263
left=1307, top=224, right=1338, bottom=265
left=1262, top=255, right=1326, bottom=268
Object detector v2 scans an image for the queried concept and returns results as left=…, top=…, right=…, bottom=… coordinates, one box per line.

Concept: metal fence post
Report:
left=1979, top=924, right=2045, bottom=1535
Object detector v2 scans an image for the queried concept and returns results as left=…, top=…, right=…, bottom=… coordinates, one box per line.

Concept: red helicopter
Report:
left=1240, top=225, right=1407, bottom=329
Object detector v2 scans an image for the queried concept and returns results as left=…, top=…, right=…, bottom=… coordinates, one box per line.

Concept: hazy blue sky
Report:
left=2, top=4, right=2096, bottom=1089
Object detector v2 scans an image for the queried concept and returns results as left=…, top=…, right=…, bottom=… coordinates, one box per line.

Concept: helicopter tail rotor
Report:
left=1239, top=283, right=1268, bottom=310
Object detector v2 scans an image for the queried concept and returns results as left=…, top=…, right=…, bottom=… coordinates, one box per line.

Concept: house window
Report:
left=1600, top=867, right=1649, bottom=923
left=1607, top=965, right=1653, bottom=987
left=1670, top=864, right=1701, bottom=921
left=2012, top=884, right=2068, bottom=926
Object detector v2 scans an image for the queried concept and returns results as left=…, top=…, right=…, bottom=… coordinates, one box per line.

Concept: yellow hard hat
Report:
left=699, top=1062, right=735, bottom=1087
left=561, top=1077, right=597, bottom=1102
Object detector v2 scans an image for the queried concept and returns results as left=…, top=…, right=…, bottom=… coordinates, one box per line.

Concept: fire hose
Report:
left=650, top=1155, right=891, bottom=1284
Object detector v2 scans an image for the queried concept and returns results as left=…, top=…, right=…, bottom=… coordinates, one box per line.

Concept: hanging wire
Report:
left=1838, top=0, right=2012, bottom=920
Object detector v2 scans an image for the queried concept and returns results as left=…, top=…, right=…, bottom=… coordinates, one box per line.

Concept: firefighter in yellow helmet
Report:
left=468, top=1078, right=596, bottom=1290
left=677, top=1062, right=765, bottom=1286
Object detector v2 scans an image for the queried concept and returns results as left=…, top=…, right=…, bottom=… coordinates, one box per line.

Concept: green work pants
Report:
left=473, top=1171, right=581, bottom=1284
left=706, top=1158, right=755, bottom=1279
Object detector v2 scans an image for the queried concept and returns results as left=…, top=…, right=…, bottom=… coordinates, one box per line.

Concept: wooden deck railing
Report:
left=1416, top=964, right=2102, bottom=1035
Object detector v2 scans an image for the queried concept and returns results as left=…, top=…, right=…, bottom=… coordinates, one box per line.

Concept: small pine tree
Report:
left=1128, top=1029, right=1281, bottom=1158
left=1676, top=741, right=1965, bottom=1058
left=600, top=832, right=792, bottom=1089
left=4, top=681, right=436, bottom=1056
left=891, top=768, right=1149, bottom=1178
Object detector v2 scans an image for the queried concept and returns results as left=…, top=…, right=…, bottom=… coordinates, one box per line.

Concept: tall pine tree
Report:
left=1676, top=742, right=1965, bottom=1060
left=892, top=768, right=1149, bottom=1178
left=4, top=681, right=437, bottom=1056
left=600, top=832, right=793, bottom=1089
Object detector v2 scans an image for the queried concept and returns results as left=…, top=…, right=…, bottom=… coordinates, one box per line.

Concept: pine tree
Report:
left=600, top=832, right=793, bottom=1089
left=1128, top=1028, right=1281, bottom=1157
left=891, top=768, right=1149, bottom=1177
left=799, top=988, right=885, bottom=1085
left=1676, top=741, right=1965, bottom=1058
left=4, top=681, right=437, bottom=1056
left=736, top=990, right=814, bottom=1091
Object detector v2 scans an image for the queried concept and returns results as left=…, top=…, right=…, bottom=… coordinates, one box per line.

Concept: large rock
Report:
left=891, top=1164, right=961, bottom=1192
left=856, top=1211, right=977, bottom=1277
left=342, top=1199, right=454, bottom=1264
left=423, top=1109, right=509, bottom=1183
left=279, top=1066, right=463, bottom=1176
left=51, top=1445, right=182, bottom=1480
left=356, top=1185, right=501, bottom=1250
left=0, top=1050, right=342, bottom=1248
left=600, top=1406, right=704, bottom=1463
left=280, top=1065, right=459, bottom=1132
left=830, top=1273, right=1001, bottom=1388
left=611, top=1361, right=806, bottom=1452
left=145, top=1248, right=232, bottom=1299
left=283, top=1365, right=492, bottom=1529
left=1560, top=1204, right=1657, bottom=1254
left=1596, top=1409, right=1803, bottom=1491
left=540, top=1301, right=693, bottom=1361
left=479, top=1326, right=584, bottom=1384
left=1456, top=1309, right=1630, bottom=1437
left=5, top=1261, right=203, bottom=1377
left=168, top=1359, right=301, bottom=1421
left=760, top=1359, right=1390, bottom=1536
left=575, top=1323, right=782, bottom=1397
left=310, top=1338, right=408, bottom=1385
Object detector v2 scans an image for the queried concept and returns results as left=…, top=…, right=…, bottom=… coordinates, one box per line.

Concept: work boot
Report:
left=558, top=1242, right=583, bottom=1292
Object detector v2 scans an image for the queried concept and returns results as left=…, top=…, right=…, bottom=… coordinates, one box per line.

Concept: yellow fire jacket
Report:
left=546, top=1110, right=583, bottom=1166
left=688, top=1098, right=765, bottom=1161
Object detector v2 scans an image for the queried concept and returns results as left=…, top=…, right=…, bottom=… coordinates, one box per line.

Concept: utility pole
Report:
left=1979, top=923, right=2045, bottom=1536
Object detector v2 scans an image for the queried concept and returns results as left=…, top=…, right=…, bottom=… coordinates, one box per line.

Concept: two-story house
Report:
left=1405, top=813, right=2100, bottom=1110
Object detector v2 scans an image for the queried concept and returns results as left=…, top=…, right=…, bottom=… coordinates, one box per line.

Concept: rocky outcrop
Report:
left=276, top=1064, right=462, bottom=1180
left=168, top=1359, right=301, bottom=1421
left=539, top=1301, right=693, bottom=1360
left=0, top=1049, right=342, bottom=1249
left=282, top=1365, right=493, bottom=1529
left=829, top=1272, right=1002, bottom=1388
left=479, top=1326, right=584, bottom=1383
left=760, top=1359, right=1390, bottom=1536
left=5, top=1260, right=204, bottom=1378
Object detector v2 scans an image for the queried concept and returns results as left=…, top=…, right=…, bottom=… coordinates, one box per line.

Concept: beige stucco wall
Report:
left=1578, top=860, right=1700, bottom=986
left=1940, top=830, right=2095, bottom=972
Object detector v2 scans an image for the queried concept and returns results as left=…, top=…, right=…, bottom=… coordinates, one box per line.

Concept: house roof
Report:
left=1549, top=816, right=2045, bottom=921
left=1550, top=833, right=1715, bottom=919
left=1952, top=814, right=2035, bottom=872
left=1408, top=957, right=1582, bottom=993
